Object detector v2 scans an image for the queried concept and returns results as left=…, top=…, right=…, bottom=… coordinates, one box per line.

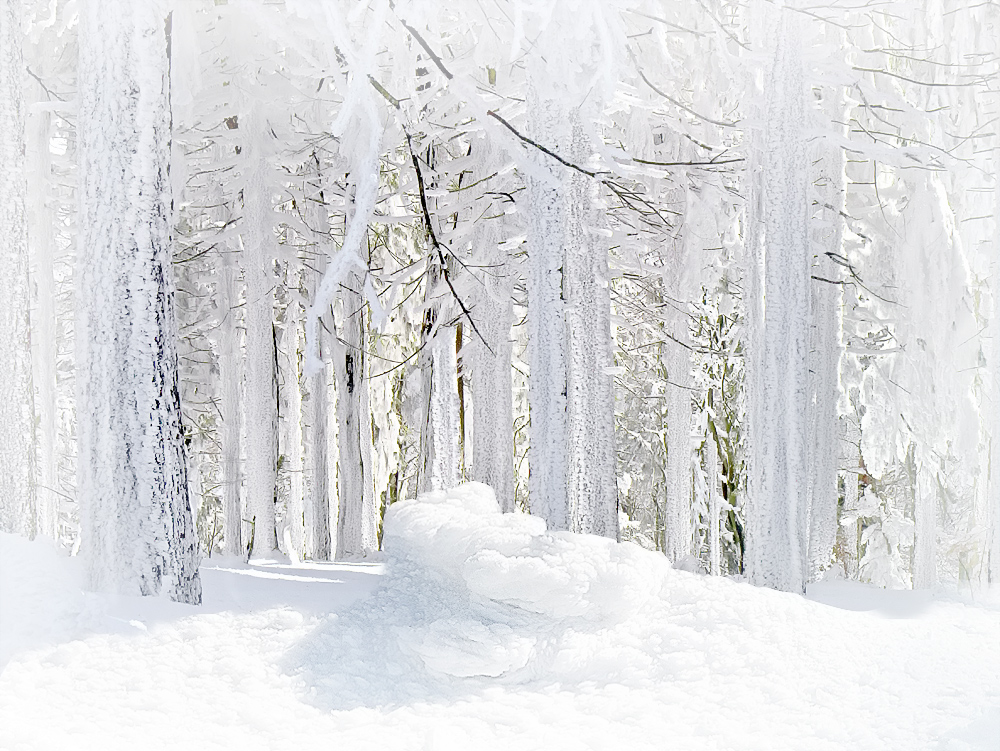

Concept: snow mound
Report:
left=384, top=482, right=669, bottom=623
left=378, top=483, right=679, bottom=680
left=5, top=489, right=999, bottom=749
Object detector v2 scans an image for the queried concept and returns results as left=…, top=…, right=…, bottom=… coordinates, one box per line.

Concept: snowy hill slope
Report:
left=2, top=483, right=999, bottom=750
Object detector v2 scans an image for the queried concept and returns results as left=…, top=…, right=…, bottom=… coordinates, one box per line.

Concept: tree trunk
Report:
left=807, top=82, right=847, bottom=581
left=77, top=1, right=200, bottom=603
left=524, top=76, right=570, bottom=531
left=563, top=111, right=618, bottom=538
left=240, top=101, right=279, bottom=557
left=278, top=275, right=305, bottom=560
left=0, top=0, right=37, bottom=539
left=26, top=74, right=59, bottom=542
left=745, top=1, right=811, bottom=593
left=302, top=173, right=332, bottom=560
left=469, top=153, right=516, bottom=511
left=417, top=278, right=462, bottom=494
left=335, top=273, right=377, bottom=558
left=218, top=227, right=244, bottom=557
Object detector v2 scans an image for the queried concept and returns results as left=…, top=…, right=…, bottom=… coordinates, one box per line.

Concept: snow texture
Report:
left=76, top=0, right=200, bottom=604
left=4, top=485, right=1000, bottom=750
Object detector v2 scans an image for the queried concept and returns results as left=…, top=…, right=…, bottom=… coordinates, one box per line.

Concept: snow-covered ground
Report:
left=2, top=483, right=999, bottom=751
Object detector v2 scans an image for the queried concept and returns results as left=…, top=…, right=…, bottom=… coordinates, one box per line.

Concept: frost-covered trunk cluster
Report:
left=76, top=0, right=200, bottom=603
left=6, top=0, right=1000, bottom=598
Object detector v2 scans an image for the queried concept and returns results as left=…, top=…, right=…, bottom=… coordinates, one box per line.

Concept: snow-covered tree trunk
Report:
left=217, top=231, right=243, bottom=558
left=302, top=181, right=332, bottom=560
left=662, top=177, right=696, bottom=562
left=991, top=145, right=1000, bottom=583
left=744, top=2, right=811, bottom=592
left=564, top=112, right=618, bottom=538
left=468, top=144, right=515, bottom=511
left=335, top=271, right=378, bottom=558
left=279, top=284, right=305, bottom=559
left=305, top=359, right=332, bottom=559
left=706, top=420, right=722, bottom=576
left=807, top=85, right=847, bottom=580
left=77, top=1, right=201, bottom=603
left=417, top=278, right=462, bottom=494
left=240, top=102, right=279, bottom=557
left=26, top=77, right=59, bottom=542
left=0, top=0, right=37, bottom=538
left=524, top=78, right=569, bottom=531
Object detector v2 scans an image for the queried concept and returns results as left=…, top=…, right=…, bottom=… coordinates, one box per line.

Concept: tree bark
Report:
left=0, top=0, right=37, bottom=539
left=77, top=0, right=201, bottom=603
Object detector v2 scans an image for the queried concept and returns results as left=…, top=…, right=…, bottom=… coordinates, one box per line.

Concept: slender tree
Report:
left=0, top=0, right=37, bottom=538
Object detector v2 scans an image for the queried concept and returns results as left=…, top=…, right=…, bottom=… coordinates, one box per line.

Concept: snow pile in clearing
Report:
left=371, top=482, right=670, bottom=678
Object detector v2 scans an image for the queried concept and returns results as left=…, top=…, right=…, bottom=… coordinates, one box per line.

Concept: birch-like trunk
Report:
left=662, top=172, right=695, bottom=562
left=26, top=76, right=59, bottom=542
left=991, top=146, right=1000, bottom=583
left=279, top=279, right=305, bottom=559
left=77, top=1, right=200, bottom=603
left=303, top=177, right=332, bottom=560
left=335, top=273, right=377, bottom=558
left=217, top=231, right=244, bottom=557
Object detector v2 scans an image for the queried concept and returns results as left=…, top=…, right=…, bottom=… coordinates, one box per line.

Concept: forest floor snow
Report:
left=2, top=483, right=999, bottom=751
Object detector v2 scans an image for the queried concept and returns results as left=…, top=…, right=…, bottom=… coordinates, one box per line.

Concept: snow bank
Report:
left=295, top=483, right=1000, bottom=749
left=0, top=532, right=83, bottom=668
left=3, top=487, right=1000, bottom=750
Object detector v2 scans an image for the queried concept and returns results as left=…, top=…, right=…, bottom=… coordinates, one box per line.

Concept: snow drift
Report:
left=291, top=483, right=1000, bottom=751
left=3, top=484, right=1000, bottom=750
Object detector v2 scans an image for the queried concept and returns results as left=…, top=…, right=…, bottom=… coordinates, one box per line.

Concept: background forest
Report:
left=2, top=0, right=1000, bottom=602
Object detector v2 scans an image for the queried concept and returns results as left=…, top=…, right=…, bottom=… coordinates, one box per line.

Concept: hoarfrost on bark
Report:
left=745, top=0, right=811, bottom=593
left=76, top=0, right=201, bottom=604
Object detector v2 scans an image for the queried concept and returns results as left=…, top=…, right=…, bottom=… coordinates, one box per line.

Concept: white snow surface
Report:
left=2, top=482, right=999, bottom=750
